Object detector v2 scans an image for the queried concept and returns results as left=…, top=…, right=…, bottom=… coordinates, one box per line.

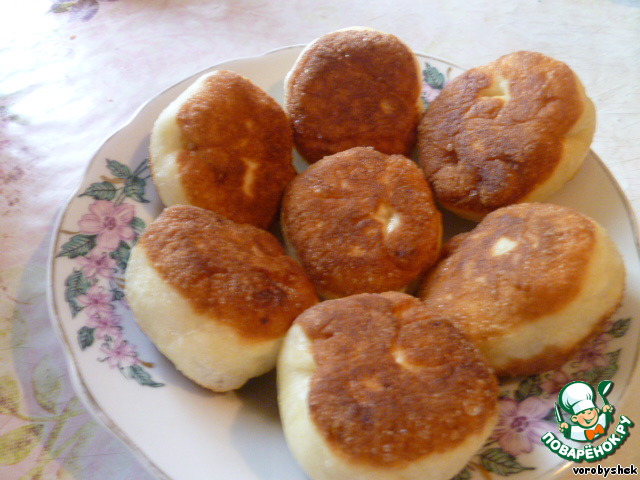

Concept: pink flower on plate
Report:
left=572, top=332, right=614, bottom=372
left=77, top=251, right=117, bottom=279
left=423, top=83, right=442, bottom=103
left=87, top=311, right=122, bottom=340
left=540, top=369, right=570, bottom=396
left=100, top=338, right=139, bottom=369
left=77, top=285, right=112, bottom=317
left=492, top=397, right=555, bottom=456
left=79, top=200, right=135, bottom=250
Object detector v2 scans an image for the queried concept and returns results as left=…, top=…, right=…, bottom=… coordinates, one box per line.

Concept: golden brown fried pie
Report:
left=281, top=147, right=442, bottom=299
left=125, top=205, right=317, bottom=391
left=417, top=51, right=596, bottom=220
left=150, top=70, right=296, bottom=229
left=285, top=27, right=423, bottom=163
left=278, top=292, right=498, bottom=480
left=419, top=203, right=625, bottom=377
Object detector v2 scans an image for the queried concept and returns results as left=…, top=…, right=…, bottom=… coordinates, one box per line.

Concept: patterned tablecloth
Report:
left=1, top=1, right=639, bottom=479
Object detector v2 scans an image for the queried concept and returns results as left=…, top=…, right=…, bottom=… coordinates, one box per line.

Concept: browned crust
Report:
left=281, top=147, right=442, bottom=298
left=417, top=51, right=584, bottom=217
left=286, top=28, right=422, bottom=163
left=420, top=203, right=597, bottom=341
left=297, top=292, right=498, bottom=466
left=173, top=70, right=296, bottom=229
left=138, top=205, right=318, bottom=340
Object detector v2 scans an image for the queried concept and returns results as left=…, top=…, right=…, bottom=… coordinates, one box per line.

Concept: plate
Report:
left=47, top=46, right=640, bottom=480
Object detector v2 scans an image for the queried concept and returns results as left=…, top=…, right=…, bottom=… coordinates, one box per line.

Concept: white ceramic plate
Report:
left=48, top=46, right=640, bottom=480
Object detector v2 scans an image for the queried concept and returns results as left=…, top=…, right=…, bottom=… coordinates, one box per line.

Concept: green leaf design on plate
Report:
left=57, top=234, right=96, bottom=259
left=32, top=356, right=63, bottom=414
left=65, top=270, right=91, bottom=317
left=111, top=287, right=125, bottom=302
left=0, top=424, right=44, bottom=465
left=0, top=375, right=21, bottom=416
left=451, top=466, right=472, bottom=480
left=423, top=62, right=446, bottom=89
left=514, top=374, right=543, bottom=402
left=110, top=241, right=131, bottom=272
left=106, top=159, right=132, bottom=179
left=80, top=181, right=117, bottom=201
left=69, top=300, right=83, bottom=318
left=480, top=448, right=535, bottom=475
left=65, top=270, right=91, bottom=302
left=123, top=176, right=149, bottom=203
left=128, top=365, right=164, bottom=387
left=78, top=326, right=95, bottom=351
left=130, top=216, right=146, bottom=235
left=608, top=318, right=631, bottom=338
left=582, top=349, right=621, bottom=387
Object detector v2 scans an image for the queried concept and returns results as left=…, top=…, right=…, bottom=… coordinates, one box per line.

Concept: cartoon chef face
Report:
left=571, top=406, right=600, bottom=428
left=555, top=380, right=615, bottom=443
left=559, top=381, right=599, bottom=427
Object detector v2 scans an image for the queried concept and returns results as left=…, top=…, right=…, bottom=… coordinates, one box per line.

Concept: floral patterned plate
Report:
left=47, top=46, right=640, bottom=480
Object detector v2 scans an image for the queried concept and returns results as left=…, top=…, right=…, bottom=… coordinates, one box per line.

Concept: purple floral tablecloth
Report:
left=1, top=1, right=639, bottom=479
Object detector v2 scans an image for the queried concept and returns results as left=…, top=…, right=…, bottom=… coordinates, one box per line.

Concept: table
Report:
left=1, top=1, right=638, bottom=479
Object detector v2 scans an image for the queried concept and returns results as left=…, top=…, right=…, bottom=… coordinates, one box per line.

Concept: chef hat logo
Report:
left=559, top=381, right=597, bottom=415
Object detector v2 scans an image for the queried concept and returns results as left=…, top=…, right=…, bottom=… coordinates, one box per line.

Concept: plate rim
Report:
left=45, top=44, right=640, bottom=480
